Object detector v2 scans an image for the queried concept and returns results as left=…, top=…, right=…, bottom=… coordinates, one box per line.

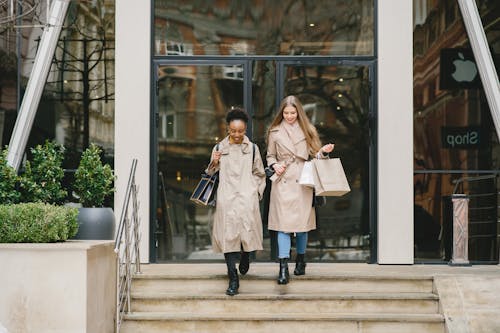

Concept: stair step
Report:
left=130, top=292, right=439, bottom=314
left=121, top=312, right=445, bottom=333
left=132, top=274, right=434, bottom=294
left=123, top=265, right=444, bottom=332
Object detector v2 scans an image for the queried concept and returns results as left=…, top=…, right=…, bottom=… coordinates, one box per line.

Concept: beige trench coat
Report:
left=267, top=122, right=322, bottom=233
left=205, top=136, right=266, bottom=253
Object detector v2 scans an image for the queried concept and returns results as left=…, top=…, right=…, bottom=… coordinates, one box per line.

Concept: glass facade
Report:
left=153, top=1, right=375, bottom=262
left=154, top=0, right=374, bottom=56
left=0, top=1, right=115, bottom=179
left=413, top=0, right=500, bottom=263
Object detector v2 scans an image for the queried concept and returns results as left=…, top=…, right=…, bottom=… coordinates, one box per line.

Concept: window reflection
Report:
left=156, top=64, right=244, bottom=260
left=154, top=0, right=374, bottom=56
left=250, top=63, right=371, bottom=261
left=413, top=0, right=500, bottom=262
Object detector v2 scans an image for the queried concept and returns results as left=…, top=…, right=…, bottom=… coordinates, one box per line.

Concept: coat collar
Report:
left=218, top=135, right=252, bottom=155
left=270, top=122, right=308, bottom=160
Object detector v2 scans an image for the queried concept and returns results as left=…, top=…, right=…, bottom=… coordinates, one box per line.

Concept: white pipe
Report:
left=457, top=0, right=500, bottom=140
left=6, top=0, right=70, bottom=170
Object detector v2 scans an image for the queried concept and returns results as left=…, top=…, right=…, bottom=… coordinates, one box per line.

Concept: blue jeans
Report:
left=277, top=232, right=308, bottom=259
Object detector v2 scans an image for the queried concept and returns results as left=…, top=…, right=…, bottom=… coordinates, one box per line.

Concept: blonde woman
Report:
left=266, top=95, right=334, bottom=284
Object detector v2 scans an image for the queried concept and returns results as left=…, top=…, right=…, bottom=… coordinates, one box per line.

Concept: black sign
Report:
left=440, top=48, right=481, bottom=89
left=441, top=126, right=481, bottom=149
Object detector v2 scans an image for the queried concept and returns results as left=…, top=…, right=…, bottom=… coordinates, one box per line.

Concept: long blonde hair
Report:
left=267, top=95, right=322, bottom=156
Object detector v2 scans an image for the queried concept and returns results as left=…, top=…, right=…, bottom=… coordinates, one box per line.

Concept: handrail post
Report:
left=449, top=194, right=470, bottom=266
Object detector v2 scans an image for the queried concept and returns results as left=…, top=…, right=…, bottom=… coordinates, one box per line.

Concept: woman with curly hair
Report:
left=205, top=107, right=266, bottom=295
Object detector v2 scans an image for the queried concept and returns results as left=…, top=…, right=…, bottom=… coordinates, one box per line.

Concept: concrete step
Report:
left=120, top=312, right=445, bottom=333
left=132, top=274, right=434, bottom=295
left=123, top=264, right=444, bottom=333
left=130, top=292, right=440, bottom=314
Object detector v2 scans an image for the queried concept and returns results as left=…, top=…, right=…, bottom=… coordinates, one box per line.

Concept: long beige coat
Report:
left=205, top=136, right=266, bottom=253
left=267, top=122, right=320, bottom=233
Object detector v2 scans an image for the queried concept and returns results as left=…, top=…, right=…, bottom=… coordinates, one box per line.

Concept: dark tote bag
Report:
left=190, top=172, right=219, bottom=206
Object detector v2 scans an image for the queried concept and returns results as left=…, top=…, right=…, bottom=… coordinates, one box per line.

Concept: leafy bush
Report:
left=0, top=147, right=20, bottom=204
left=0, top=203, right=78, bottom=243
left=19, top=141, right=67, bottom=204
left=74, top=144, right=114, bottom=207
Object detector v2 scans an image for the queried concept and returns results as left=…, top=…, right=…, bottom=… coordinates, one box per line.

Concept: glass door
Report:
left=154, top=61, right=248, bottom=261
left=153, top=59, right=375, bottom=262
left=274, top=61, right=374, bottom=261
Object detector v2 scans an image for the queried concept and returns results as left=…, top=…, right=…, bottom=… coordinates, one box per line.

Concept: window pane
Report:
left=156, top=63, right=244, bottom=261
left=413, top=0, right=500, bottom=262
left=154, top=0, right=374, bottom=56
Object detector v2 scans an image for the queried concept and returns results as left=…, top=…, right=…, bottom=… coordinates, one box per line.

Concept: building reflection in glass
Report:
left=154, top=0, right=373, bottom=56
left=156, top=64, right=244, bottom=260
left=413, top=0, right=499, bottom=263
left=154, top=0, right=376, bottom=262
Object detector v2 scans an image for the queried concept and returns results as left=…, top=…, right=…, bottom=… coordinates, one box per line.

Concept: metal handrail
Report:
left=452, top=174, right=497, bottom=194
left=114, top=159, right=140, bottom=333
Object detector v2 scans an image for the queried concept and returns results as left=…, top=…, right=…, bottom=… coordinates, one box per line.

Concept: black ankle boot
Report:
left=294, top=253, right=306, bottom=276
left=239, top=251, right=250, bottom=275
left=224, top=253, right=239, bottom=296
left=277, top=258, right=289, bottom=285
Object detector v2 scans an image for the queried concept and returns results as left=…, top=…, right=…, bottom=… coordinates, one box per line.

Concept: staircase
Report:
left=120, top=263, right=445, bottom=333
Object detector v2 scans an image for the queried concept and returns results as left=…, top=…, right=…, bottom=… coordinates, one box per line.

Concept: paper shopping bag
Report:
left=190, top=172, right=219, bottom=206
left=312, top=158, right=350, bottom=196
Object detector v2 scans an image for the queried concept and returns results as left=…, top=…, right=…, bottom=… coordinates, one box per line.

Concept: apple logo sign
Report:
left=452, top=52, right=478, bottom=82
left=440, top=48, right=481, bottom=90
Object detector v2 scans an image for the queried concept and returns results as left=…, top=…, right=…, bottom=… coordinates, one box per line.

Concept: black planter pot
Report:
left=74, top=207, right=115, bottom=240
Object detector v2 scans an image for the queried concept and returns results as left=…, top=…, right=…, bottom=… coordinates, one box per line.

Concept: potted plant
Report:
left=73, top=143, right=115, bottom=239
left=18, top=140, right=67, bottom=204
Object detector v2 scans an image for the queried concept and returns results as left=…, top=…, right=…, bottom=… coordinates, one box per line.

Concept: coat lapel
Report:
left=277, top=122, right=309, bottom=160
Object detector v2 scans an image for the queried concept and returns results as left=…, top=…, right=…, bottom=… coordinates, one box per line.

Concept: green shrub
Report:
left=0, top=147, right=20, bottom=204
left=0, top=203, right=78, bottom=243
left=74, top=144, right=114, bottom=207
left=19, top=141, right=67, bottom=204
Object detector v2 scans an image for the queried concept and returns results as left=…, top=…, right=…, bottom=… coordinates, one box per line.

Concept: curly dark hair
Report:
left=226, top=107, right=249, bottom=124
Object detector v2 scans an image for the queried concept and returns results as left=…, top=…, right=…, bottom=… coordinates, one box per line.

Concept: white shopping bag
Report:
left=298, top=161, right=315, bottom=187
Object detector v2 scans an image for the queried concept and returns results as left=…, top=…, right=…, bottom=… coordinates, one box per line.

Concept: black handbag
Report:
left=190, top=143, right=256, bottom=207
left=190, top=172, right=219, bottom=206
left=264, top=166, right=275, bottom=178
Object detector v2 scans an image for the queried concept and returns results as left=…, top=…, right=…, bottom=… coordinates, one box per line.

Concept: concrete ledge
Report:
left=0, top=240, right=117, bottom=333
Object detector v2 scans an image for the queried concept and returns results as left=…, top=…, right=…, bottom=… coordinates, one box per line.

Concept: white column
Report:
left=115, top=1, right=151, bottom=263
left=377, top=0, right=414, bottom=264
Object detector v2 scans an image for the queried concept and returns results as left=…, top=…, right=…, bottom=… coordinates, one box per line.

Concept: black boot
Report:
left=294, top=253, right=306, bottom=276
left=224, top=252, right=239, bottom=296
left=239, top=251, right=250, bottom=275
left=277, top=258, right=289, bottom=285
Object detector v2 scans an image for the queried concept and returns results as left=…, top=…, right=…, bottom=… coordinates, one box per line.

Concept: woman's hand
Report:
left=321, top=143, right=335, bottom=154
left=273, top=163, right=286, bottom=176
left=212, top=150, right=222, bottom=164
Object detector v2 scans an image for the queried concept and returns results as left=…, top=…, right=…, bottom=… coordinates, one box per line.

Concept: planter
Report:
left=0, top=241, right=116, bottom=333
left=74, top=207, right=116, bottom=240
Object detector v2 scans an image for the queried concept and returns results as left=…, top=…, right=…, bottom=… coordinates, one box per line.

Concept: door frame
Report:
left=150, top=57, right=378, bottom=263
